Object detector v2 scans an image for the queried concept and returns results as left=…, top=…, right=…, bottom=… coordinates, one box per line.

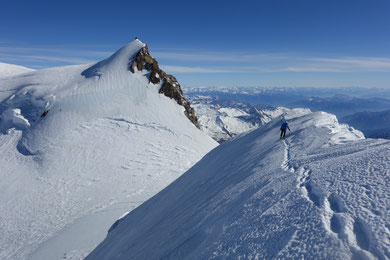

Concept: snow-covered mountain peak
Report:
left=0, top=41, right=217, bottom=259
left=0, top=39, right=199, bottom=143
left=81, top=39, right=199, bottom=126
left=82, top=39, right=145, bottom=78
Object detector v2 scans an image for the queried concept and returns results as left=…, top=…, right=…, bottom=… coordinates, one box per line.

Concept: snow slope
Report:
left=0, top=40, right=217, bottom=259
left=88, top=111, right=390, bottom=259
left=0, top=62, right=35, bottom=78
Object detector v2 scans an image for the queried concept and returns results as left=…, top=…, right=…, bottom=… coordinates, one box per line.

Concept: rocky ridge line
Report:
left=129, top=45, right=199, bottom=127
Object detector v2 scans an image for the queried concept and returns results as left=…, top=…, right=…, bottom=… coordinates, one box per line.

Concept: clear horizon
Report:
left=1, top=0, right=389, bottom=88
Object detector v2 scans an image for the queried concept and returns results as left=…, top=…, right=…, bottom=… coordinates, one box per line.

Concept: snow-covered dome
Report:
left=0, top=40, right=217, bottom=259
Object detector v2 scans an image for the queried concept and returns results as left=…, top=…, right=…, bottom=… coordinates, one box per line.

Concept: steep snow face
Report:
left=88, top=111, right=389, bottom=260
left=0, top=62, right=35, bottom=78
left=0, top=40, right=217, bottom=260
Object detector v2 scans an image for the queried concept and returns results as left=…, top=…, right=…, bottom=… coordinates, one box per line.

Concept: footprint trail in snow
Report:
left=290, top=144, right=383, bottom=259
left=87, top=112, right=390, bottom=260
left=281, top=139, right=295, bottom=173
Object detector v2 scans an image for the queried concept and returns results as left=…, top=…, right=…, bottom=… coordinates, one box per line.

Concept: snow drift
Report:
left=87, top=111, right=390, bottom=259
left=0, top=40, right=217, bottom=259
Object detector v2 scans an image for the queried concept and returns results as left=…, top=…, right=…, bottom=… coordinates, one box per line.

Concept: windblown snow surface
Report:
left=0, top=40, right=217, bottom=259
left=0, top=62, right=35, bottom=78
left=87, top=111, right=390, bottom=259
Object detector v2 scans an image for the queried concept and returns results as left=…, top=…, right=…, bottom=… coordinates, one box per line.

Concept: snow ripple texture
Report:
left=88, top=111, right=390, bottom=260
left=0, top=40, right=217, bottom=260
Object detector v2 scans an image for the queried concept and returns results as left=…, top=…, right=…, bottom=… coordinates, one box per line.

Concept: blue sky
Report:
left=1, top=0, right=389, bottom=88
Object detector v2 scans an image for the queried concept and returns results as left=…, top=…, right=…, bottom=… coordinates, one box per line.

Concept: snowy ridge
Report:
left=0, top=62, right=35, bottom=78
left=281, top=139, right=295, bottom=173
left=293, top=111, right=364, bottom=145
left=87, top=111, right=390, bottom=259
left=0, top=40, right=217, bottom=259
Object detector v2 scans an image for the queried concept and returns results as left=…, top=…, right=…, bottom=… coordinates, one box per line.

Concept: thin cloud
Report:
left=0, top=46, right=111, bottom=58
left=310, top=57, right=390, bottom=70
left=161, top=65, right=284, bottom=74
left=0, top=44, right=113, bottom=67
left=154, top=47, right=390, bottom=72
left=0, top=53, right=96, bottom=65
left=283, top=67, right=346, bottom=73
left=153, top=51, right=288, bottom=63
left=283, top=57, right=390, bottom=73
left=161, top=65, right=239, bottom=73
left=2, top=43, right=390, bottom=74
left=21, top=55, right=96, bottom=64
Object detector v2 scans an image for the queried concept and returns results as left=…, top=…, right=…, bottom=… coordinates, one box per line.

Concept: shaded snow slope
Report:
left=0, top=40, right=217, bottom=260
left=88, top=111, right=389, bottom=259
left=0, top=62, right=35, bottom=78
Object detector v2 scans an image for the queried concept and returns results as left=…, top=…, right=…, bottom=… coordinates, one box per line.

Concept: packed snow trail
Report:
left=281, top=139, right=295, bottom=173
left=87, top=111, right=390, bottom=259
left=280, top=114, right=387, bottom=259
left=289, top=138, right=390, bottom=260
left=283, top=114, right=386, bottom=259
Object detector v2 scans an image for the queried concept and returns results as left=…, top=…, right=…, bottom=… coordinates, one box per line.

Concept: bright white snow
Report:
left=0, top=40, right=217, bottom=260
left=87, top=111, right=390, bottom=259
left=0, top=108, right=31, bottom=132
left=0, top=62, right=35, bottom=78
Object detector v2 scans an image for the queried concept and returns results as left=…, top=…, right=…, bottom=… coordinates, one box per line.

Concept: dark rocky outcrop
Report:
left=129, top=46, right=199, bottom=127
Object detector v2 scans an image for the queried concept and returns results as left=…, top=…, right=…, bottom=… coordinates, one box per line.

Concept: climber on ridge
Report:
left=280, top=121, right=290, bottom=139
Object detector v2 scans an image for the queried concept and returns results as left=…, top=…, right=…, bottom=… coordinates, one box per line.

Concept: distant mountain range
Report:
left=188, top=95, right=310, bottom=143
left=185, top=86, right=390, bottom=106
left=185, top=87, right=390, bottom=139
left=290, top=95, right=390, bottom=118
left=340, top=110, right=390, bottom=139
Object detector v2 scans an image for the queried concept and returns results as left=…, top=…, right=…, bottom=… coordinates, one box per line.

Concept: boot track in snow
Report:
left=281, top=139, right=295, bottom=173
left=290, top=145, right=378, bottom=259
